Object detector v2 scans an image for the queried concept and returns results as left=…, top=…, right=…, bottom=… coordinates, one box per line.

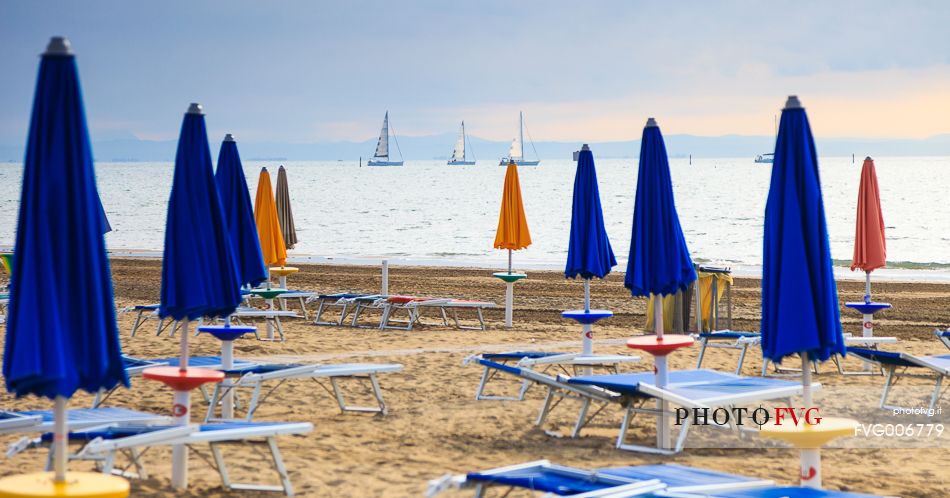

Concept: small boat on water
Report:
left=755, top=153, right=774, bottom=164
left=499, top=112, right=540, bottom=166
left=368, top=111, right=404, bottom=166
left=447, top=121, right=475, bottom=165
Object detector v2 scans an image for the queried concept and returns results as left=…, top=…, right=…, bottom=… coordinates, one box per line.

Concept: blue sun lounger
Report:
left=467, top=352, right=640, bottom=401
left=101, top=355, right=402, bottom=420
left=426, top=460, right=883, bottom=497
left=476, top=360, right=807, bottom=454
left=847, top=347, right=949, bottom=411
left=9, top=421, right=312, bottom=496
left=0, top=407, right=170, bottom=436
left=694, top=330, right=761, bottom=374
left=936, top=329, right=950, bottom=351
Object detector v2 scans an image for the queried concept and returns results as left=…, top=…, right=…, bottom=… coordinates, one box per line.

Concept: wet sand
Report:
left=1, top=259, right=948, bottom=497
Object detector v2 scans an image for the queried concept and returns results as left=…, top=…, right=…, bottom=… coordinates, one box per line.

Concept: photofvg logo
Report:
left=674, top=406, right=821, bottom=427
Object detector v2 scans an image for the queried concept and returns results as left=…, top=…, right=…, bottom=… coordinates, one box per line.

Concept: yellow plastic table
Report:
left=0, top=472, right=129, bottom=498
left=759, top=416, right=858, bottom=448
left=269, top=266, right=298, bottom=290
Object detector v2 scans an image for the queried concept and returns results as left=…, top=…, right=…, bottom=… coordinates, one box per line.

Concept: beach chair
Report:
left=831, top=334, right=898, bottom=375
left=694, top=330, right=761, bottom=374
left=0, top=407, right=170, bottom=436
left=10, top=421, right=313, bottom=496
left=245, top=289, right=316, bottom=320
left=380, top=297, right=497, bottom=331
left=106, top=356, right=402, bottom=420
left=477, top=360, right=808, bottom=454
left=936, top=329, right=950, bottom=351
left=466, top=352, right=640, bottom=401
left=426, top=460, right=883, bottom=497
left=847, top=347, right=949, bottom=411
left=307, top=293, right=372, bottom=326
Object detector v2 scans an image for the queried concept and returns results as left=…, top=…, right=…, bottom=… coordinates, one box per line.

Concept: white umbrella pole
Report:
left=172, top=318, right=191, bottom=489
left=53, top=396, right=67, bottom=483
left=382, top=260, right=389, bottom=296
left=654, top=297, right=670, bottom=449
left=582, top=279, right=592, bottom=355
left=800, top=351, right=821, bottom=488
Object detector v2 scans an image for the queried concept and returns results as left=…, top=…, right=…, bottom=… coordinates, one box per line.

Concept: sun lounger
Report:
left=121, top=304, right=298, bottom=340
left=245, top=289, right=316, bottom=320
left=831, top=334, right=897, bottom=375
left=380, top=297, right=497, bottom=331
left=694, top=330, right=761, bottom=374
left=466, top=352, right=640, bottom=401
left=0, top=407, right=169, bottom=436
left=936, top=329, right=950, bottom=351
left=847, top=347, right=949, bottom=411
left=477, top=360, right=808, bottom=454
left=426, top=460, right=883, bottom=498
left=11, top=421, right=313, bottom=496
left=108, top=356, right=402, bottom=420
left=307, top=293, right=372, bottom=326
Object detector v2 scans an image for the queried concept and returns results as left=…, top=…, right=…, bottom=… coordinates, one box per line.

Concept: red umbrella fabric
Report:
left=850, top=157, right=886, bottom=272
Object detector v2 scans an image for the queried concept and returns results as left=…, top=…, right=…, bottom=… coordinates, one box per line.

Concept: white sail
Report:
left=508, top=138, right=522, bottom=160
left=451, top=122, right=466, bottom=161
left=374, top=112, right=389, bottom=158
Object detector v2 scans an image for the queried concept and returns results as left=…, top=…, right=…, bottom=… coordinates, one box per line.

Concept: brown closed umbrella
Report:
left=275, top=165, right=297, bottom=250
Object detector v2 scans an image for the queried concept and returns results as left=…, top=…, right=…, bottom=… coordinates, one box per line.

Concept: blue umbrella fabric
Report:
left=215, top=134, right=266, bottom=288
left=3, top=37, right=128, bottom=399
left=564, top=146, right=616, bottom=279
left=761, top=96, right=845, bottom=364
left=625, top=118, right=696, bottom=297
left=159, top=104, right=242, bottom=321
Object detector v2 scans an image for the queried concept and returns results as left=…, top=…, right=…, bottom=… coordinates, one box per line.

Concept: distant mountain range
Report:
left=1, top=133, right=947, bottom=162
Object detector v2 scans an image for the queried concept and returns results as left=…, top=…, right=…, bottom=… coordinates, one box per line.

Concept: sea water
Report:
left=1, top=157, right=947, bottom=278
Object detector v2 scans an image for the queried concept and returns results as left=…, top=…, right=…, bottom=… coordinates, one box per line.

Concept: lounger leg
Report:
left=536, top=388, right=556, bottom=427
left=313, top=300, right=328, bottom=325
left=370, top=374, right=387, bottom=415
left=616, top=406, right=634, bottom=448
left=674, top=415, right=692, bottom=453
left=475, top=367, right=491, bottom=400
left=695, top=339, right=708, bottom=369
left=929, top=375, right=944, bottom=412
left=736, top=343, right=749, bottom=375
left=297, top=297, right=309, bottom=320
left=330, top=378, right=348, bottom=414
left=572, top=399, right=591, bottom=438
left=247, top=382, right=264, bottom=421
left=210, top=442, right=233, bottom=490
left=268, top=437, right=295, bottom=497
left=880, top=367, right=895, bottom=409
left=130, top=310, right=145, bottom=337
left=517, top=379, right=531, bottom=401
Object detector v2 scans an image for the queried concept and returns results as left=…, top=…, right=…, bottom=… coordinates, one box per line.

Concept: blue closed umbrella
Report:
left=215, top=134, right=266, bottom=288
left=1, top=36, right=128, bottom=489
left=761, top=96, right=845, bottom=365
left=563, top=145, right=615, bottom=356
left=760, top=96, right=848, bottom=489
left=565, top=146, right=616, bottom=280
left=625, top=118, right=696, bottom=299
left=160, top=104, right=242, bottom=322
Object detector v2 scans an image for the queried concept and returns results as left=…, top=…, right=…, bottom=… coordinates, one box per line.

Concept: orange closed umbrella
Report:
left=254, top=167, right=286, bottom=268
left=494, top=161, right=532, bottom=263
left=850, top=157, right=886, bottom=301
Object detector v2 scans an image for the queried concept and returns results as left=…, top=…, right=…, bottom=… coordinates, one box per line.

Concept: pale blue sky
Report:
left=1, top=1, right=948, bottom=145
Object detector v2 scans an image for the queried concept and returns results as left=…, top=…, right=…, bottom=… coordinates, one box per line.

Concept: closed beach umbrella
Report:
left=624, top=117, right=696, bottom=450
left=564, top=145, right=616, bottom=354
left=159, top=102, right=240, bottom=489
left=275, top=165, right=297, bottom=250
left=215, top=134, right=267, bottom=288
left=761, top=96, right=847, bottom=488
left=493, top=160, right=532, bottom=327
left=850, top=157, right=886, bottom=301
left=494, top=160, right=532, bottom=260
left=255, top=167, right=286, bottom=269
left=0, top=36, right=128, bottom=494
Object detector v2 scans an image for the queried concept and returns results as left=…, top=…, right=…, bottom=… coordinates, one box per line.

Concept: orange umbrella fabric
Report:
left=850, top=157, right=886, bottom=272
left=254, top=167, right=287, bottom=267
left=494, top=161, right=532, bottom=250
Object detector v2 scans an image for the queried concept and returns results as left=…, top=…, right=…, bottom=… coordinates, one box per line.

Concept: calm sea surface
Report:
left=1, top=157, right=948, bottom=277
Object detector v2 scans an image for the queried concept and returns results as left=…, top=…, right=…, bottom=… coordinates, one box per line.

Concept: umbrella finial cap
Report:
left=187, top=103, right=203, bottom=115
left=223, top=133, right=235, bottom=142
left=865, top=156, right=873, bottom=161
left=645, top=117, right=658, bottom=128
left=581, top=144, right=590, bottom=151
left=784, top=95, right=803, bottom=110
left=44, top=37, right=72, bottom=56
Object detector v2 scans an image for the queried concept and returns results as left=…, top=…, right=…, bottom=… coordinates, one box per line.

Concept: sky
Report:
left=1, top=1, right=949, bottom=145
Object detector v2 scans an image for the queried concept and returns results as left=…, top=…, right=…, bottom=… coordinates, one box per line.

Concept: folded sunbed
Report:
left=11, top=421, right=312, bottom=496
left=478, top=360, right=808, bottom=454
left=427, top=460, right=884, bottom=497
left=466, top=352, right=640, bottom=401
left=847, top=347, right=949, bottom=410
left=101, top=355, right=402, bottom=420
left=121, top=304, right=299, bottom=340
left=694, top=330, right=761, bottom=374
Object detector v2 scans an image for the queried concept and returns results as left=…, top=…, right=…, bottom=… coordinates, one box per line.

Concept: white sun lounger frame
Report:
left=205, top=362, right=403, bottom=421
left=0, top=408, right=171, bottom=436
left=849, top=348, right=950, bottom=411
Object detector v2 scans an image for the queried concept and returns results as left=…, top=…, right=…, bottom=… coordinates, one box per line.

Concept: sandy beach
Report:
left=1, top=259, right=948, bottom=497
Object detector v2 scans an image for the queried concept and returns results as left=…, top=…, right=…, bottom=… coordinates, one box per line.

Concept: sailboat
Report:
left=754, top=115, right=777, bottom=164
left=498, top=112, right=540, bottom=166
left=368, top=111, right=404, bottom=166
left=447, top=121, right=476, bottom=165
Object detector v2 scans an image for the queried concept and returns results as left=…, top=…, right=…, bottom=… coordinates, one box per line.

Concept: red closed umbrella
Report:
left=850, top=157, right=886, bottom=301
